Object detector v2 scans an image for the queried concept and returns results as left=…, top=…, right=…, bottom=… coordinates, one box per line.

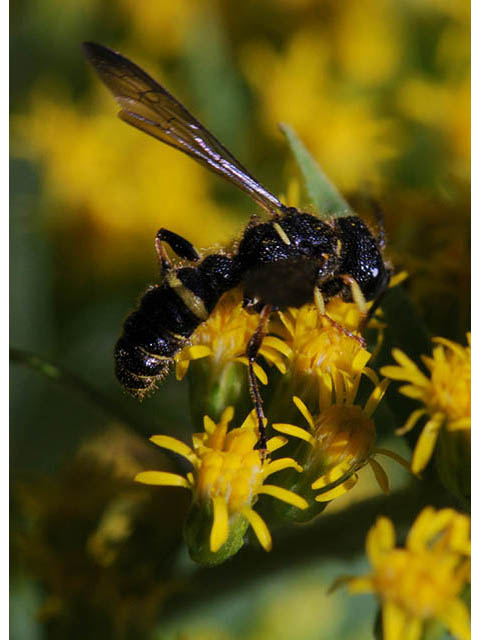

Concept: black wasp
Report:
left=83, top=42, right=391, bottom=452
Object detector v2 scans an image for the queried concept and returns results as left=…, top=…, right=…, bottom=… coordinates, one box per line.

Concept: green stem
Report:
left=10, top=347, right=148, bottom=436
left=165, top=479, right=457, bottom=617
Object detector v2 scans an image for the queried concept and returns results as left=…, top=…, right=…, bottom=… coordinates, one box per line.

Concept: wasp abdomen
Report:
left=114, top=256, right=240, bottom=396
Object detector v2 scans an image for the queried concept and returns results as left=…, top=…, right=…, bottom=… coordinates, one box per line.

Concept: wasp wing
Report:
left=83, top=42, right=284, bottom=215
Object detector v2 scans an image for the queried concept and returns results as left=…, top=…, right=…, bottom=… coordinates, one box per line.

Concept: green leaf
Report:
left=280, top=123, right=352, bottom=218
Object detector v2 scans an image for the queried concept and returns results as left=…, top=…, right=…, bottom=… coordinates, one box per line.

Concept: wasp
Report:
left=83, top=42, right=391, bottom=451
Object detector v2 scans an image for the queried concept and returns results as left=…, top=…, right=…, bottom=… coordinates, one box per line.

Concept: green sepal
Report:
left=435, top=427, right=471, bottom=508
left=183, top=499, right=249, bottom=566
left=187, top=359, right=251, bottom=431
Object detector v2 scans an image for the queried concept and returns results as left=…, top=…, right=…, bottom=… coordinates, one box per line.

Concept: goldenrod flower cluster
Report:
left=340, top=508, right=471, bottom=640
left=137, top=286, right=410, bottom=559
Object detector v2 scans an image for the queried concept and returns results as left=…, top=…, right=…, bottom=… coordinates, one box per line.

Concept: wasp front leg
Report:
left=314, top=285, right=366, bottom=347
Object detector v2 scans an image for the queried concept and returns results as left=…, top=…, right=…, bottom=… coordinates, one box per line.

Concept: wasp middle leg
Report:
left=245, top=304, right=272, bottom=458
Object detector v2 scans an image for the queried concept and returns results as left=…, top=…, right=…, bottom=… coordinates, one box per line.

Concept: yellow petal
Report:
left=404, top=618, right=423, bottom=640
left=261, top=335, right=293, bottom=357
left=311, top=461, right=351, bottom=489
left=258, top=484, right=308, bottom=509
left=210, top=496, right=229, bottom=552
left=396, top=409, right=427, bottom=436
left=180, top=345, right=212, bottom=361
left=149, top=435, right=196, bottom=461
left=352, top=348, right=371, bottom=373
left=272, top=422, right=315, bottom=444
left=134, top=471, right=190, bottom=488
left=439, top=597, right=471, bottom=640
left=259, top=346, right=287, bottom=373
left=266, top=435, right=288, bottom=452
left=345, top=576, right=375, bottom=594
left=407, top=507, right=467, bottom=553
left=293, top=395, right=315, bottom=429
left=220, top=406, right=235, bottom=425
left=389, top=270, right=409, bottom=287
left=449, top=417, right=471, bottom=431
left=234, top=357, right=268, bottom=384
left=264, top=457, right=303, bottom=478
left=364, top=379, right=389, bottom=417
left=277, top=310, right=295, bottom=337
left=391, top=348, right=425, bottom=372
left=241, top=507, right=272, bottom=551
left=433, top=336, right=468, bottom=357
left=314, top=475, right=358, bottom=501
left=398, top=384, right=428, bottom=400
left=175, top=360, right=190, bottom=381
left=411, top=414, right=443, bottom=474
left=203, top=415, right=217, bottom=434
left=366, top=516, right=395, bottom=565
left=381, top=361, right=428, bottom=386
left=382, top=600, right=409, bottom=640
left=368, top=457, right=389, bottom=493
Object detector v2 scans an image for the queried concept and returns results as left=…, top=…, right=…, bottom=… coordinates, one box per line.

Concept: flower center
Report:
left=196, top=427, right=263, bottom=513
left=275, top=304, right=369, bottom=378
left=188, top=289, right=259, bottom=366
left=313, top=405, right=375, bottom=468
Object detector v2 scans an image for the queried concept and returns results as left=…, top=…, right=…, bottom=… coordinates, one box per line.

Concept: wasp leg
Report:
left=245, top=304, right=272, bottom=459
left=367, top=198, right=386, bottom=250
left=155, top=228, right=200, bottom=274
left=314, top=286, right=366, bottom=347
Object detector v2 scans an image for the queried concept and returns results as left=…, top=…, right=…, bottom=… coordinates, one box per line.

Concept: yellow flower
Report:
left=381, top=335, right=470, bottom=474
left=268, top=301, right=373, bottom=410
left=273, top=373, right=409, bottom=504
left=175, top=288, right=286, bottom=383
left=341, top=508, right=471, bottom=640
left=135, top=408, right=307, bottom=561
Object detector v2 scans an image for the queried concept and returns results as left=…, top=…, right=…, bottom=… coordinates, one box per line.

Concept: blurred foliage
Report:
left=11, top=0, right=469, bottom=639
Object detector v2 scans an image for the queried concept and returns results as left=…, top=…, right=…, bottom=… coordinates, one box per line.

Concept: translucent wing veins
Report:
left=83, top=41, right=284, bottom=215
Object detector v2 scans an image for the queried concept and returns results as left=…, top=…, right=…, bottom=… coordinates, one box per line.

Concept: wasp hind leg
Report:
left=245, top=304, right=272, bottom=460
left=155, top=228, right=201, bottom=275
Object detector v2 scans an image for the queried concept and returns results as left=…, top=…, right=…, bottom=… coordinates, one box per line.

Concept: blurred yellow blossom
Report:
left=396, top=78, right=470, bottom=181
left=340, top=508, right=470, bottom=640
left=12, top=93, right=238, bottom=270
left=118, top=0, right=200, bottom=55
left=333, top=0, right=402, bottom=85
left=381, top=335, right=470, bottom=474
left=242, top=28, right=399, bottom=192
